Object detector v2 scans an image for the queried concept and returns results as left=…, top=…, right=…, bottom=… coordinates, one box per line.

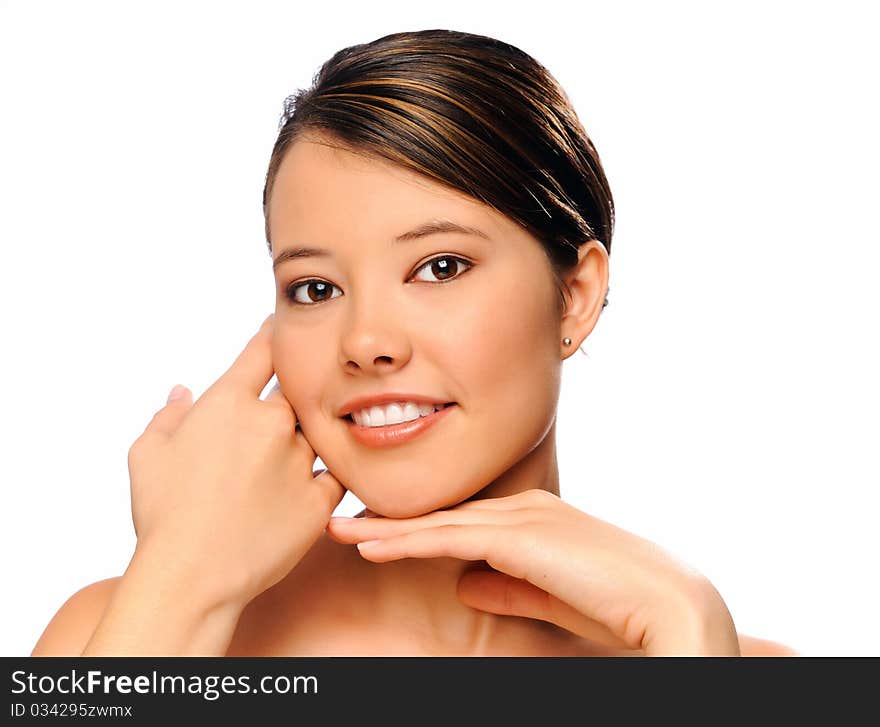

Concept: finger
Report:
left=216, top=313, right=275, bottom=398
left=311, top=468, right=347, bottom=518
left=353, top=524, right=506, bottom=565
left=262, top=379, right=301, bottom=427
left=143, top=384, right=194, bottom=438
left=456, top=570, right=633, bottom=652
left=263, top=381, right=293, bottom=413
left=327, top=507, right=518, bottom=543
left=453, top=494, right=533, bottom=512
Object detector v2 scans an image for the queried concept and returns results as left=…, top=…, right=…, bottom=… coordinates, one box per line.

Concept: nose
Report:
left=339, top=296, right=412, bottom=375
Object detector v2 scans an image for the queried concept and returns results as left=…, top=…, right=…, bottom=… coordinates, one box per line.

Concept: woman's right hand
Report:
left=126, top=313, right=346, bottom=610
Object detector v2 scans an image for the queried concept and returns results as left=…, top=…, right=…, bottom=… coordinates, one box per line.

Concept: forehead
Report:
left=268, top=136, right=504, bottom=246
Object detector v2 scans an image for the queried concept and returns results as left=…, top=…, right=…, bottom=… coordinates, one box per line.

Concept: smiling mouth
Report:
left=342, top=402, right=456, bottom=426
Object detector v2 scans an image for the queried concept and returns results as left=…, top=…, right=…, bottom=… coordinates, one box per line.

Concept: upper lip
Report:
left=338, top=393, right=455, bottom=418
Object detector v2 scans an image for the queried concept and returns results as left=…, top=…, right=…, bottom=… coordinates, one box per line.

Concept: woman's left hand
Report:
left=326, top=489, right=740, bottom=655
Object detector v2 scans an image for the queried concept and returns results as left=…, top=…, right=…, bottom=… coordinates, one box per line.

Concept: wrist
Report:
left=645, top=577, right=741, bottom=656
left=130, top=537, right=251, bottom=615
left=81, top=546, right=247, bottom=656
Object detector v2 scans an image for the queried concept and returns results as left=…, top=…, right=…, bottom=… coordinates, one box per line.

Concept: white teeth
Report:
left=403, top=402, right=421, bottom=422
left=367, top=405, right=386, bottom=426
left=351, top=401, right=447, bottom=428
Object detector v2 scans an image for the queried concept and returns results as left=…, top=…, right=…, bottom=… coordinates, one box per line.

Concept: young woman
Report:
left=33, top=29, right=797, bottom=657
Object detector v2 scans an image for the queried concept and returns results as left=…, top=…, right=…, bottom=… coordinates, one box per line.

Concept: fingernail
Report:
left=167, top=384, right=187, bottom=403
left=357, top=540, right=382, bottom=550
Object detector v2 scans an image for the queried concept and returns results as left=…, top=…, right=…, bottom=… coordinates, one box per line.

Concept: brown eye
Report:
left=412, top=255, right=473, bottom=283
left=284, top=255, right=473, bottom=308
left=286, top=279, right=341, bottom=305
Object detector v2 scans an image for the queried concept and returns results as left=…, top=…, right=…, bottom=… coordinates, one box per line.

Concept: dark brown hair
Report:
left=262, top=28, right=614, bottom=312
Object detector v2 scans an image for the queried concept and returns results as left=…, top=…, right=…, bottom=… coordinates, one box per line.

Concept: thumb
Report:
left=144, top=384, right=193, bottom=437
left=457, top=569, right=552, bottom=619
left=456, top=569, right=632, bottom=651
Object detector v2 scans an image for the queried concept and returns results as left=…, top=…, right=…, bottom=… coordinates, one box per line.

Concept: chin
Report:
left=353, top=485, right=471, bottom=520
left=355, top=496, right=440, bottom=520
left=314, top=434, right=489, bottom=519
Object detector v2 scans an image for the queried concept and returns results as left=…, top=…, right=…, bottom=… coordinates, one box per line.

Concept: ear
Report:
left=559, top=239, right=609, bottom=358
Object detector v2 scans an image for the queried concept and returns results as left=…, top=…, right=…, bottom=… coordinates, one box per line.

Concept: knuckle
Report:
left=264, top=401, right=295, bottom=431
left=127, top=436, right=147, bottom=463
left=126, top=447, right=137, bottom=471
left=196, top=381, right=237, bottom=413
left=204, top=384, right=236, bottom=409
left=127, top=435, right=154, bottom=470
left=143, top=408, right=165, bottom=431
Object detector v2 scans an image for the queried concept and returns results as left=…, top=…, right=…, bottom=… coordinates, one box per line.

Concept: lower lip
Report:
left=343, top=404, right=457, bottom=448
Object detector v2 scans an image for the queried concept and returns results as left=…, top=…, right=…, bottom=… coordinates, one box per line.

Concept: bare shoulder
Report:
left=737, top=632, right=800, bottom=656
left=31, top=577, right=122, bottom=656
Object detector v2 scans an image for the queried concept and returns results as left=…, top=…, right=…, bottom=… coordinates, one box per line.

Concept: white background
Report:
left=1, top=0, right=877, bottom=656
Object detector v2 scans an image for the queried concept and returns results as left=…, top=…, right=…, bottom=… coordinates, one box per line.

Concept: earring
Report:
left=562, top=337, right=572, bottom=346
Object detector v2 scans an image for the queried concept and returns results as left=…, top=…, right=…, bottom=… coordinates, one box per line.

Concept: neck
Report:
left=352, top=420, right=561, bottom=655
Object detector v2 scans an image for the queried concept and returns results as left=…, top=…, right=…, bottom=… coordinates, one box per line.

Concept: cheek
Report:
left=451, top=269, right=560, bottom=407
left=272, top=336, right=327, bottom=421
left=453, top=271, right=561, bottom=476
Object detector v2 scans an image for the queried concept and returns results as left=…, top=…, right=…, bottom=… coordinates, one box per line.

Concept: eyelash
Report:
left=283, top=254, right=474, bottom=307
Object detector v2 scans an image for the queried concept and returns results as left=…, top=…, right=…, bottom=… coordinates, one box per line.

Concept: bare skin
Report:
left=32, top=556, right=797, bottom=656
left=32, top=134, right=799, bottom=657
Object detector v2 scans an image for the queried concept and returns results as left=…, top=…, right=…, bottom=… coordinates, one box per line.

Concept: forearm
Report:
left=81, top=545, right=246, bottom=656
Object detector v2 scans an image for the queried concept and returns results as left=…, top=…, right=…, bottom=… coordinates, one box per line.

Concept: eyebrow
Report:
left=271, top=220, right=490, bottom=272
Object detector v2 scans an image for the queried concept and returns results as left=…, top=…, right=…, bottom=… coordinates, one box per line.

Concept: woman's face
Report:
left=269, top=135, right=564, bottom=518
